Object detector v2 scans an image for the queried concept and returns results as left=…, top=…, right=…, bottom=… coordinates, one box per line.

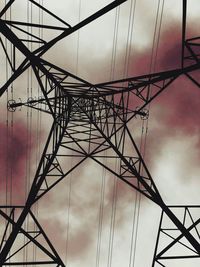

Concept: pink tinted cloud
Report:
left=123, top=22, right=200, bottom=158
left=0, top=121, right=38, bottom=204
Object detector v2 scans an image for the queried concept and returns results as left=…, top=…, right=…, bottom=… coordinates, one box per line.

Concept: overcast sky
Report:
left=0, top=0, right=200, bottom=266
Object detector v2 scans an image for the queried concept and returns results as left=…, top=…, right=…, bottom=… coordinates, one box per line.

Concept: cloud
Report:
left=1, top=2, right=200, bottom=266
left=0, top=120, right=39, bottom=204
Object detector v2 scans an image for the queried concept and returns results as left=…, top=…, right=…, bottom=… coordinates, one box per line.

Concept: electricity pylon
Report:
left=0, top=0, right=200, bottom=266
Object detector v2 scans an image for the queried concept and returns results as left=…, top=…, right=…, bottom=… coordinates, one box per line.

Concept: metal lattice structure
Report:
left=0, top=0, right=200, bottom=266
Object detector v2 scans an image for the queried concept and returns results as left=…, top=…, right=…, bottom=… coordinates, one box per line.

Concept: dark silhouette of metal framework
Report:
left=0, top=0, right=199, bottom=266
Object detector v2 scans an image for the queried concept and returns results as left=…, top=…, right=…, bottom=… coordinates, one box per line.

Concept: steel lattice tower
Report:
left=0, top=0, right=200, bottom=266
